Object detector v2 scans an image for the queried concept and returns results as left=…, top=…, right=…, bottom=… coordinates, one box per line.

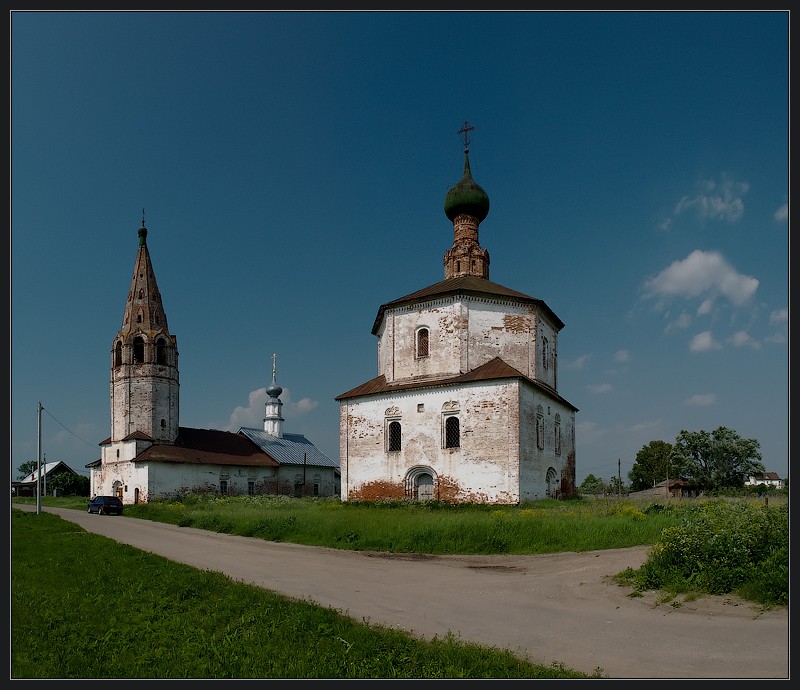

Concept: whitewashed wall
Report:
left=376, top=295, right=561, bottom=389
left=340, top=380, right=522, bottom=503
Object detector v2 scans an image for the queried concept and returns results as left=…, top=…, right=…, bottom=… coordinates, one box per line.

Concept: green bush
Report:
left=629, top=499, right=788, bottom=606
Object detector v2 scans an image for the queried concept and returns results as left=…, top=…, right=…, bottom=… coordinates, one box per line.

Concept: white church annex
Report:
left=336, top=124, right=578, bottom=504
left=87, top=220, right=339, bottom=503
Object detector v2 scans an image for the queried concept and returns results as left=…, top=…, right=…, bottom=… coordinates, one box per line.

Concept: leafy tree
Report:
left=47, top=472, right=90, bottom=497
left=669, top=426, right=764, bottom=490
left=607, top=476, right=626, bottom=496
left=578, top=474, right=605, bottom=495
left=628, top=440, right=673, bottom=491
left=16, top=461, right=37, bottom=480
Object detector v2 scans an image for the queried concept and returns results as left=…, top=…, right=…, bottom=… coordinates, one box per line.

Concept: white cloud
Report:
left=697, top=298, right=715, bottom=316
left=729, top=330, right=761, bottom=349
left=673, top=175, right=748, bottom=222
left=294, top=398, right=319, bottom=413
left=770, top=308, right=788, bottom=324
left=614, top=349, right=630, bottom=363
left=565, top=354, right=591, bottom=370
left=665, top=312, right=691, bottom=332
left=689, top=330, right=722, bottom=352
left=684, top=393, right=716, bottom=406
left=587, top=383, right=613, bottom=394
left=224, top=386, right=318, bottom=432
left=774, top=203, right=788, bottom=222
left=643, top=249, right=759, bottom=307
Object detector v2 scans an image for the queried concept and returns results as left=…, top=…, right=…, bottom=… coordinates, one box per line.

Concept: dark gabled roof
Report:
left=750, top=471, right=782, bottom=481
left=98, top=430, right=153, bottom=446
left=336, top=356, right=578, bottom=411
left=371, top=275, right=564, bottom=334
left=132, top=426, right=279, bottom=467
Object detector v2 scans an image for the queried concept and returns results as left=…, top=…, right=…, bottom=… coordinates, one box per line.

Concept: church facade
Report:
left=88, top=222, right=339, bottom=504
left=336, top=133, right=577, bottom=504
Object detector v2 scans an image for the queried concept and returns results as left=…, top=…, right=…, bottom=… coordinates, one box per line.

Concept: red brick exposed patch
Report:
left=349, top=480, right=406, bottom=501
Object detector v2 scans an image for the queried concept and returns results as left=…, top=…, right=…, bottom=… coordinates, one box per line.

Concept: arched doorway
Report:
left=405, top=466, right=437, bottom=501
left=545, top=467, right=559, bottom=498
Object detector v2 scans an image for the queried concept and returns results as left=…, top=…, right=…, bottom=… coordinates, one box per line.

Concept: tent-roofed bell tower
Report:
left=109, top=217, right=179, bottom=444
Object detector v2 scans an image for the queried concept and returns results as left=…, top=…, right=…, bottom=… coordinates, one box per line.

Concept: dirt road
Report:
left=15, top=505, right=789, bottom=679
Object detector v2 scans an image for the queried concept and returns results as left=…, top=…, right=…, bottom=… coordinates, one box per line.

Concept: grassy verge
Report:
left=11, top=510, right=603, bottom=679
left=13, top=494, right=689, bottom=554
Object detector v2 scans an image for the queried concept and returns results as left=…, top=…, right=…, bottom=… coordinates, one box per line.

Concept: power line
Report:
left=41, top=405, right=97, bottom=450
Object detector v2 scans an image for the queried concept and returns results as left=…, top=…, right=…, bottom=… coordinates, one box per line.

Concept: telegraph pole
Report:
left=617, top=459, right=621, bottom=499
left=36, top=402, right=42, bottom=515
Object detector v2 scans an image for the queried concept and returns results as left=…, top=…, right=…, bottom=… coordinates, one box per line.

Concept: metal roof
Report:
left=132, top=426, right=279, bottom=468
left=238, top=428, right=339, bottom=469
left=371, top=275, right=565, bottom=334
left=336, top=356, right=579, bottom=411
left=17, top=460, right=77, bottom=483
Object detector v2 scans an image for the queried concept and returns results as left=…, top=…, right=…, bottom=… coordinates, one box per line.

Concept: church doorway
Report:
left=416, top=473, right=434, bottom=500
left=405, top=466, right=437, bottom=501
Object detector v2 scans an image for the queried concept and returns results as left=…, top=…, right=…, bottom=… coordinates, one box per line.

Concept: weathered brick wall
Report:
left=111, top=362, right=179, bottom=443
left=377, top=296, right=561, bottom=391
left=339, top=381, right=522, bottom=504
left=518, top=385, right=576, bottom=500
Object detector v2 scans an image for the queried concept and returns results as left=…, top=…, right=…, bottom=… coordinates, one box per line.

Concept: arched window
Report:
left=417, top=328, right=429, bottom=358
left=114, top=341, right=122, bottom=367
left=133, top=337, right=145, bottom=364
left=388, top=421, right=402, bottom=452
left=445, top=416, right=460, bottom=448
left=156, top=338, right=167, bottom=365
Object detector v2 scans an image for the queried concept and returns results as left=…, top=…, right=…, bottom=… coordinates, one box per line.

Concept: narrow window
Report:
left=536, top=405, right=545, bottom=450
left=388, top=421, right=402, bottom=452
left=133, top=337, right=145, bottom=364
left=445, top=416, right=460, bottom=449
left=313, top=483, right=320, bottom=497
left=114, top=341, right=122, bottom=367
left=248, top=480, right=255, bottom=496
left=156, top=339, right=167, bottom=365
left=220, top=480, right=228, bottom=496
left=417, top=328, right=429, bottom=358
left=542, top=337, right=549, bottom=370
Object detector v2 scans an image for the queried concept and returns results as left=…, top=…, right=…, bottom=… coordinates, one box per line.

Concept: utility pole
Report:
left=36, top=402, right=42, bottom=515
left=617, top=459, right=621, bottom=499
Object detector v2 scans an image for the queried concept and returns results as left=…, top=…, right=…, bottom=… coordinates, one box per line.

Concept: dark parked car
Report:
left=87, top=495, right=124, bottom=515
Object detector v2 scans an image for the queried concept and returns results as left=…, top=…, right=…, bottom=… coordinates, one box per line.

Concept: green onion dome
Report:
left=444, top=151, right=490, bottom=222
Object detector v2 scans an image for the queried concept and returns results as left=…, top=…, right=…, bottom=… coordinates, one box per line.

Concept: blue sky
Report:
left=11, top=10, right=789, bottom=486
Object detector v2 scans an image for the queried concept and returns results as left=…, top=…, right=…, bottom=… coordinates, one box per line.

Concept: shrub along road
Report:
left=17, top=505, right=789, bottom=679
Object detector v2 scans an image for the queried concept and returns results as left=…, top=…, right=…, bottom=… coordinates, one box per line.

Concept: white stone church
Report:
left=336, top=131, right=578, bottom=503
left=87, top=222, right=339, bottom=504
